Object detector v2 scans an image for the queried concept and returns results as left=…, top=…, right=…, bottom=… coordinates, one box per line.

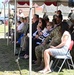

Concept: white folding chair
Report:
left=52, top=40, right=74, bottom=72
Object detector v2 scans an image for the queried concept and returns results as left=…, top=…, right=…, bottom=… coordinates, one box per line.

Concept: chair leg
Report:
left=50, top=60, right=53, bottom=69
left=53, top=59, right=60, bottom=71
left=70, top=58, right=74, bottom=69
left=58, top=59, right=66, bottom=72
left=66, top=60, right=71, bottom=69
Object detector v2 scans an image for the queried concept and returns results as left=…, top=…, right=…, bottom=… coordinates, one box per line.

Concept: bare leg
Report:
left=39, top=49, right=52, bottom=73
left=44, top=49, right=51, bottom=70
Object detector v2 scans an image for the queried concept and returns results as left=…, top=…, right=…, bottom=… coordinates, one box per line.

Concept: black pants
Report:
left=32, top=38, right=42, bottom=60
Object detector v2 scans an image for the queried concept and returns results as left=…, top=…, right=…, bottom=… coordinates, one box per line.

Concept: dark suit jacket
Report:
left=32, top=21, right=39, bottom=34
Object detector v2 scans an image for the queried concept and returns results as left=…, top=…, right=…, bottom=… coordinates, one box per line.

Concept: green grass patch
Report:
left=0, top=39, right=29, bottom=75
left=0, top=24, right=8, bottom=33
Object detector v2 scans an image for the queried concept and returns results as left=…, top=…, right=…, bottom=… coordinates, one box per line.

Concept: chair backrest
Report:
left=69, top=40, right=74, bottom=51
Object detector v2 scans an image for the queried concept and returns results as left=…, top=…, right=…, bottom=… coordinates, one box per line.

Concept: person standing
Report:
left=68, top=10, right=73, bottom=18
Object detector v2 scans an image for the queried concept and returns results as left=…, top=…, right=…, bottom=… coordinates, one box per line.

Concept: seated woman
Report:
left=33, top=18, right=46, bottom=44
left=39, top=22, right=71, bottom=73
left=33, top=21, right=53, bottom=46
left=32, top=18, right=46, bottom=61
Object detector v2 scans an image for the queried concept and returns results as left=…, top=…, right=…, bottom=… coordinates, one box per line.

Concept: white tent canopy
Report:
left=42, top=4, right=73, bottom=14
left=58, top=4, right=71, bottom=13
left=17, top=3, right=29, bottom=7
left=42, top=4, right=74, bottom=21
left=9, top=0, right=69, bottom=6
left=17, top=3, right=39, bottom=8
left=42, top=4, right=57, bottom=13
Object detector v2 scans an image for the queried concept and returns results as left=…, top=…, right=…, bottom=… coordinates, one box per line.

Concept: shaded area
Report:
left=0, top=38, right=29, bottom=75
left=0, top=39, right=74, bottom=75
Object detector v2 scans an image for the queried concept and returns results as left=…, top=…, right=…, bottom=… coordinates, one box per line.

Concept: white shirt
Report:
left=17, top=22, right=24, bottom=31
left=61, top=31, right=71, bottom=49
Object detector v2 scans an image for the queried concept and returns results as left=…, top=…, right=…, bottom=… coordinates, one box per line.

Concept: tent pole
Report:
left=14, top=0, right=17, bottom=55
left=4, top=4, right=6, bottom=38
left=57, top=0, right=58, bottom=10
left=29, top=0, right=32, bottom=75
left=7, top=3, right=10, bottom=45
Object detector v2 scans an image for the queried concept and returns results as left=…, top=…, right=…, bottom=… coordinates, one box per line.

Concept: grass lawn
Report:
left=0, top=38, right=29, bottom=75
left=0, top=24, right=8, bottom=37
left=0, top=24, right=8, bottom=32
left=0, top=25, right=74, bottom=75
left=0, top=24, right=15, bottom=37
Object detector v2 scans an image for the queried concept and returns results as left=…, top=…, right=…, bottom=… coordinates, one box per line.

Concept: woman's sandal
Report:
left=38, top=69, right=51, bottom=74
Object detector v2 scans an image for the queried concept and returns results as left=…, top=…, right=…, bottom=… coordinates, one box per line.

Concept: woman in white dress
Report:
left=39, top=22, right=71, bottom=73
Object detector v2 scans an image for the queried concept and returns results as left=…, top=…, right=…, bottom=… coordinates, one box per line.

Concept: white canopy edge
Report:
left=9, top=0, right=69, bottom=6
